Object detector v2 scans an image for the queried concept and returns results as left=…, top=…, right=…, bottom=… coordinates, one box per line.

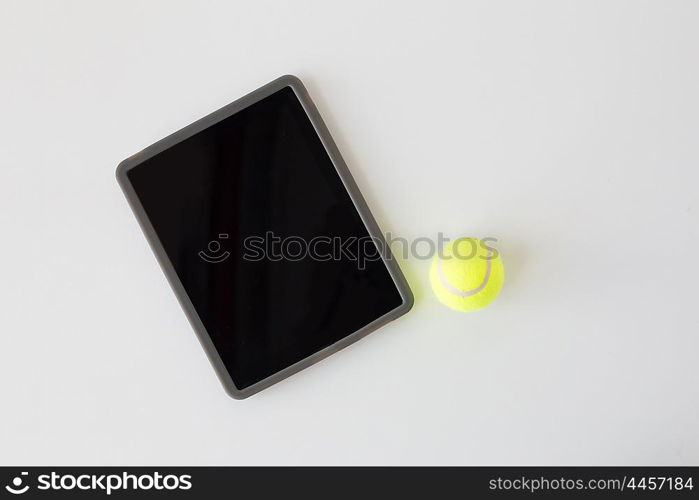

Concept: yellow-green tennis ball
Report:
left=429, top=238, right=504, bottom=312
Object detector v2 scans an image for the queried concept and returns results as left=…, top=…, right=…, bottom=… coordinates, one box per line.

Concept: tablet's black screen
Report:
left=127, top=86, right=403, bottom=389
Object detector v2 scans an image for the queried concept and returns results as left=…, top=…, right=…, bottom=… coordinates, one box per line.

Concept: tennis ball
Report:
left=429, top=237, right=504, bottom=311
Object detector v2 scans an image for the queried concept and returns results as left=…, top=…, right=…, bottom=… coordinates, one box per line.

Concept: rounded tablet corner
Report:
left=115, top=158, right=133, bottom=184
left=222, top=381, right=248, bottom=400
left=401, top=288, right=415, bottom=314
left=277, top=74, right=305, bottom=91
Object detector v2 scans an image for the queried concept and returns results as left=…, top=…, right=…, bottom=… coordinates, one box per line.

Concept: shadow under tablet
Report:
left=117, top=75, right=413, bottom=398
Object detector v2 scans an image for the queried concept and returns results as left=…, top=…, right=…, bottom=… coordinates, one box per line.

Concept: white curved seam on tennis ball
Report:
left=437, top=253, right=493, bottom=298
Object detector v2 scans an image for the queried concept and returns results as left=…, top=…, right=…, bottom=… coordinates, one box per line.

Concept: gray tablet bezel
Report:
left=116, top=75, right=414, bottom=399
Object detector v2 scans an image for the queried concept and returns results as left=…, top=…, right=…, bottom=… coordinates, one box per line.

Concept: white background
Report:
left=1, top=0, right=698, bottom=465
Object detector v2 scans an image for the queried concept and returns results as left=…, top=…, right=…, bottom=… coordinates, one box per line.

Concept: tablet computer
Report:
left=116, top=75, right=413, bottom=399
